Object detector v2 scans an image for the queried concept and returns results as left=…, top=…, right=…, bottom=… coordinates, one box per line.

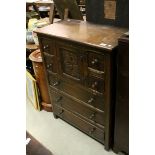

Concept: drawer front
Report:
left=47, top=72, right=60, bottom=88
left=43, top=53, right=58, bottom=74
left=51, top=90, right=105, bottom=126
left=87, top=75, right=105, bottom=94
left=41, top=38, right=55, bottom=55
left=54, top=105, right=105, bottom=144
left=88, top=52, right=105, bottom=72
left=87, top=67, right=105, bottom=79
left=48, top=74, right=105, bottom=111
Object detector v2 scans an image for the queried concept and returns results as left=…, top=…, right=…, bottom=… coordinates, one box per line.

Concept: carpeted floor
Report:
left=26, top=132, right=53, bottom=155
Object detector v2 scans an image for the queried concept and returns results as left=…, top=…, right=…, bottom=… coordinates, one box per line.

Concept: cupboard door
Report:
left=56, top=43, right=85, bottom=83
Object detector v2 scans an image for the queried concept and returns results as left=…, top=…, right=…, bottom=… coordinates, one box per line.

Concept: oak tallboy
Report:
left=35, top=20, right=127, bottom=150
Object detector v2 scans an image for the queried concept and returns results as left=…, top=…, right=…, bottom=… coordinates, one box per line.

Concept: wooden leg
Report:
left=53, top=113, right=59, bottom=119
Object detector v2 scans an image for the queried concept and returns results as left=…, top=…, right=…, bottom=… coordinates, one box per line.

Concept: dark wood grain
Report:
left=35, top=20, right=127, bottom=50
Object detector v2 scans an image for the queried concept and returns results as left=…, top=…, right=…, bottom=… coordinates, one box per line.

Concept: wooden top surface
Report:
left=35, top=20, right=128, bottom=50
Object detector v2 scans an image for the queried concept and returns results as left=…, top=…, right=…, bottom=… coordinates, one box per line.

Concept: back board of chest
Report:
left=86, top=0, right=129, bottom=28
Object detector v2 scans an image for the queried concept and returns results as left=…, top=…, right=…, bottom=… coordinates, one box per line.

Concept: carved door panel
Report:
left=56, top=43, right=85, bottom=83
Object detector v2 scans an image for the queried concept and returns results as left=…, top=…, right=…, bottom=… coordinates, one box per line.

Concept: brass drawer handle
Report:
left=89, top=127, right=96, bottom=135
left=91, top=59, right=98, bottom=65
left=89, top=113, right=96, bottom=120
left=43, top=45, right=49, bottom=49
left=87, top=97, right=94, bottom=104
left=58, top=110, right=64, bottom=115
left=53, top=81, right=60, bottom=86
left=55, top=96, right=62, bottom=102
left=91, top=81, right=98, bottom=89
left=47, top=64, right=52, bottom=68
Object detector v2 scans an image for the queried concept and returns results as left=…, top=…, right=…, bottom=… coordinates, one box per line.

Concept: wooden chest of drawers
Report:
left=35, top=20, right=127, bottom=150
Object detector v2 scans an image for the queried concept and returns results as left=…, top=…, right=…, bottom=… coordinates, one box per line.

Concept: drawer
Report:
left=87, top=75, right=105, bottom=94
left=48, top=74, right=105, bottom=111
left=43, top=53, right=58, bottom=74
left=54, top=105, right=105, bottom=144
left=88, top=67, right=105, bottom=79
left=88, top=52, right=105, bottom=72
left=41, top=38, right=55, bottom=55
left=51, top=90, right=105, bottom=127
left=47, top=72, right=60, bottom=88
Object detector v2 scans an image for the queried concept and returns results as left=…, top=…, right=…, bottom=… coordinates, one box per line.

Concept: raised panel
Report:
left=62, top=49, right=80, bottom=79
left=56, top=43, right=85, bottom=83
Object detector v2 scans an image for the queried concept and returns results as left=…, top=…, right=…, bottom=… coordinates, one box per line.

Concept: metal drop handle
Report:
left=53, top=81, right=59, bottom=86
left=47, top=64, right=52, bottom=68
left=55, top=96, right=62, bottom=102
left=91, top=59, right=98, bottom=65
left=92, top=81, right=98, bottom=89
left=43, top=45, right=49, bottom=49
left=58, top=110, right=64, bottom=115
left=87, top=98, right=94, bottom=104
left=89, top=113, right=95, bottom=120
left=89, top=128, right=96, bottom=135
